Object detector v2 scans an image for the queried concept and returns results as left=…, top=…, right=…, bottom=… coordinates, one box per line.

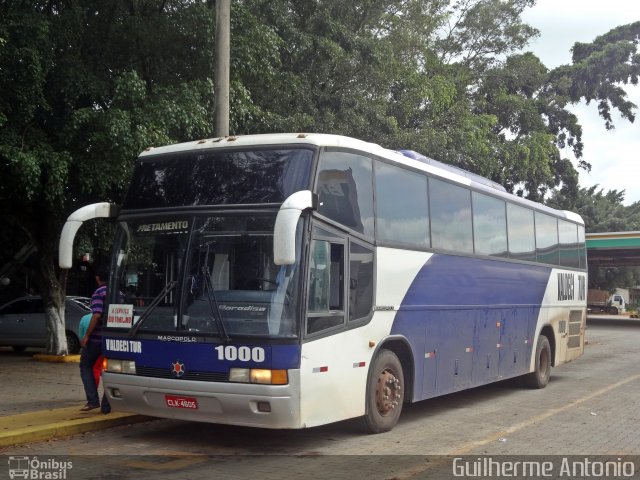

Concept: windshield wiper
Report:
left=202, top=266, right=230, bottom=342
left=129, top=280, right=178, bottom=337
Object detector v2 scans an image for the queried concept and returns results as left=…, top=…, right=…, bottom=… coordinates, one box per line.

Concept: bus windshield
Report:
left=123, top=148, right=314, bottom=209
left=112, top=214, right=302, bottom=339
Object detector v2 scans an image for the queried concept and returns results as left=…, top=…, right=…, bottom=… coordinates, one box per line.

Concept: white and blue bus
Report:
left=59, top=134, right=586, bottom=433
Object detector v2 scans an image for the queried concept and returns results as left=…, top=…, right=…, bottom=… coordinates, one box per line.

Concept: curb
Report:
left=0, top=407, right=151, bottom=447
left=33, top=354, right=81, bottom=363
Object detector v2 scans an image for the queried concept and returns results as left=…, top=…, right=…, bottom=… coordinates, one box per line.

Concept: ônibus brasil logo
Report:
left=8, top=456, right=72, bottom=479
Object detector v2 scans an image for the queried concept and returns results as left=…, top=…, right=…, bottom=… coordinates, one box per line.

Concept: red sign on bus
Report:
left=165, top=395, right=198, bottom=409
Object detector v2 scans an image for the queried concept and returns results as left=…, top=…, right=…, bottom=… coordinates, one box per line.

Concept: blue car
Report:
left=0, top=296, right=91, bottom=354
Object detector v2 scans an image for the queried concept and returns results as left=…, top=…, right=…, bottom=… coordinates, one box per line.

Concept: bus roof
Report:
left=139, top=133, right=584, bottom=225
left=138, top=133, right=385, bottom=157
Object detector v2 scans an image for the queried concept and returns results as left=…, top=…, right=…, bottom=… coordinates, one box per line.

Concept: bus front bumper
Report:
left=102, top=370, right=302, bottom=429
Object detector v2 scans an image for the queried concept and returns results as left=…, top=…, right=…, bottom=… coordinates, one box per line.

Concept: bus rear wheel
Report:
left=524, top=334, right=551, bottom=389
left=363, top=349, right=404, bottom=434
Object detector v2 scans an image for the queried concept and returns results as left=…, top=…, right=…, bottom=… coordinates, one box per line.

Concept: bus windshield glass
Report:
left=123, top=148, right=314, bottom=209
left=112, top=214, right=302, bottom=339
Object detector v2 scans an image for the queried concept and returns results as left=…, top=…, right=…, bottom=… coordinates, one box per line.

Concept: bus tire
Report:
left=524, top=334, right=551, bottom=389
left=363, top=349, right=404, bottom=434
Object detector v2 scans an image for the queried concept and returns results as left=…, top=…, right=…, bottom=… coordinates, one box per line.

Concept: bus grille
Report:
left=135, top=366, right=228, bottom=382
left=567, top=310, right=583, bottom=349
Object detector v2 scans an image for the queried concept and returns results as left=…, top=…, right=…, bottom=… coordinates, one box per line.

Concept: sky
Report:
left=521, top=0, right=640, bottom=205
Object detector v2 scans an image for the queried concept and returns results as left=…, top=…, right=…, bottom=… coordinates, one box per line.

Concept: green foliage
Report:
left=551, top=22, right=640, bottom=131
left=436, top=0, right=538, bottom=70
left=1, top=0, right=640, bottom=314
left=556, top=186, right=640, bottom=233
left=548, top=186, right=640, bottom=290
left=0, top=1, right=223, bottom=306
left=589, top=266, right=640, bottom=292
left=238, top=0, right=639, bottom=201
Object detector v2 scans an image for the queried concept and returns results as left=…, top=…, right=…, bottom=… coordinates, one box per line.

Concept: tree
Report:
left=243, top=0, right=543, bottom=180
left=241, top=1, right=639, bottom=203
left=550, top=22, right=640, bottom=133
left=547, top=186, right=640, bottom=290
left=548, top=186, right=640, bottom=233
left=2, top=1, right=639, bottom=353
left=435, top=0, right=538, bottom=71
left=0, top=1, right=219, bottom=354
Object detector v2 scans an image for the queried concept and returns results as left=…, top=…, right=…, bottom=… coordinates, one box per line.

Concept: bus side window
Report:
left=535, top=212, right=559, bottom=265
left=316, top=151, right=374, bottom=237
left=349, top=242, right=373, bottom=322
left=308, top=241, right=329, bottom=312
left=307, top=240, right=345, bottom=334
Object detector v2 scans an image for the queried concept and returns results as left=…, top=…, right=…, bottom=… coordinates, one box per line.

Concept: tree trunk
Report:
left=38, top=253, right=68, bottom=355
left=46, top=303, right=68, bottom=355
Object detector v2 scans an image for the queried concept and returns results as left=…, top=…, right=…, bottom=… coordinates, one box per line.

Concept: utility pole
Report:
left=214, top=0, right=230, bottom=137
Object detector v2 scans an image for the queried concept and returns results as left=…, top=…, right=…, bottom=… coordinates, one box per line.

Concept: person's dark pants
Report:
left=80, top=341, right=110, bottom=413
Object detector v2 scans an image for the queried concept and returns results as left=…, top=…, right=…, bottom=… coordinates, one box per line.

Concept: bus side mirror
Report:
left=59, top=202, right=118, bottom=269
left=274, top=190, right=317, bottom=265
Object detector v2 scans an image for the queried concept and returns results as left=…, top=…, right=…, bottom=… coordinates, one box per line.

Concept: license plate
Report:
left=165, top=395, right=199, bottom=409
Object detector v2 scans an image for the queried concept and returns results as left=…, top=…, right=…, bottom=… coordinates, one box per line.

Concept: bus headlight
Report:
left=105, top=358, right=137, bottom=375
left=229, top=368, right=288, bottom=385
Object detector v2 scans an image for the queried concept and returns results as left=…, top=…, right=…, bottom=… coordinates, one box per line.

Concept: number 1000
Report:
left=215, top=345, right=265, bottom=363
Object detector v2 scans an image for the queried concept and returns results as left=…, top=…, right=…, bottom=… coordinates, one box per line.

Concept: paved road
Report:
left=2, top=318, right=640, bottom=479
left=0, top=352, right=84, bottom=416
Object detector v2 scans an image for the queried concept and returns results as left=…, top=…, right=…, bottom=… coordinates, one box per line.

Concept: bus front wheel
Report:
left=363, top=349, right=404, bottom=434
left=524, top=334, right=551, bottom=389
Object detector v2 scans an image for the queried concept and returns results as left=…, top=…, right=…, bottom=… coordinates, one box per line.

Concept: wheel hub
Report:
left=375, top=369, right=402, bottom=416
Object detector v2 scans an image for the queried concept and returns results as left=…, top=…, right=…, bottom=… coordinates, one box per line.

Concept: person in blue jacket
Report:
left=78, top=312, right=102, bottom=390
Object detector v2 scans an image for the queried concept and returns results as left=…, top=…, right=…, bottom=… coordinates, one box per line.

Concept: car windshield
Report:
left=111, top=214, right=302, bottom=338
left=69, top=297, right=91, bottom=310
